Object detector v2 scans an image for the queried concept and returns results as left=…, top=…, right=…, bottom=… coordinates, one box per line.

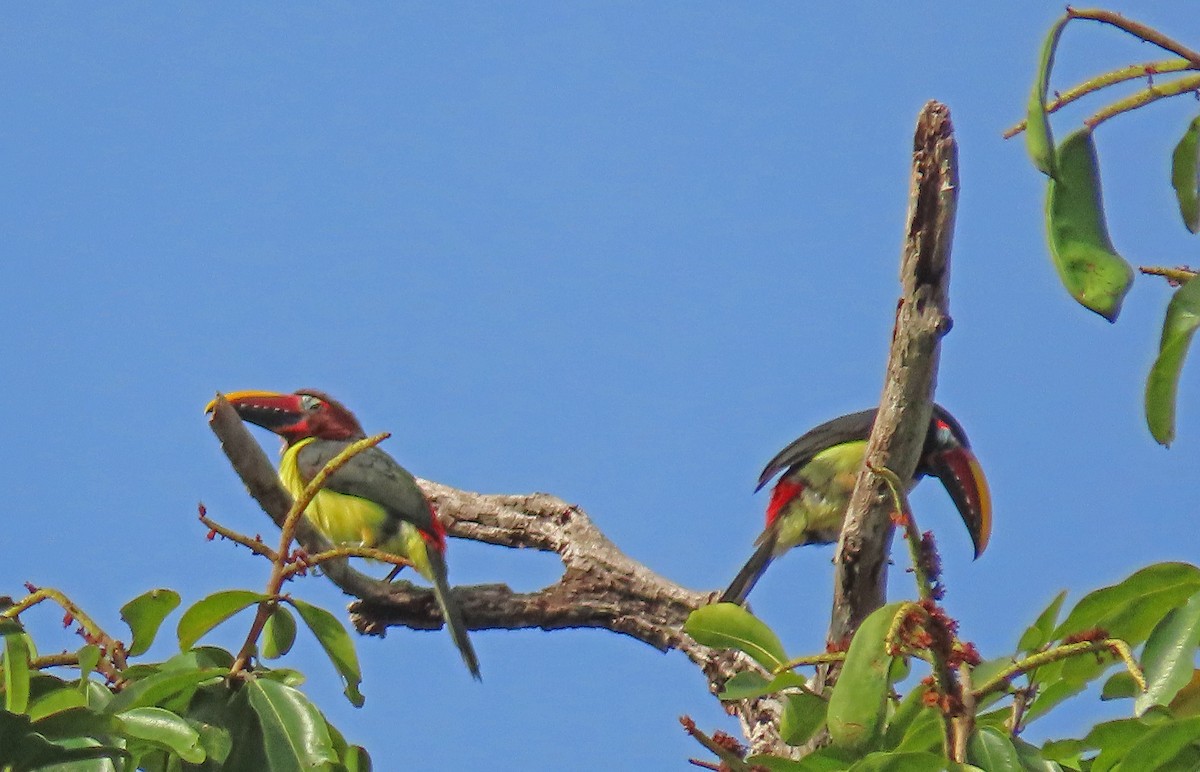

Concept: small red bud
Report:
left=24, top=582, right=37, bottom=593
left=62, top=612, right=74, bottom=627
left=206, top=529, right=217, bottom=541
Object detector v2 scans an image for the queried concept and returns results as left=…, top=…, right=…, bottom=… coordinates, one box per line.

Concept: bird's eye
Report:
left=935, top=420, right=955, bottom=446
left=300, top=395, right=322, bottom=412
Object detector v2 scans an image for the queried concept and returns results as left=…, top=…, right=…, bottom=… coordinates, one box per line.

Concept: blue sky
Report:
left=4, top=3, right=1200, bottom=768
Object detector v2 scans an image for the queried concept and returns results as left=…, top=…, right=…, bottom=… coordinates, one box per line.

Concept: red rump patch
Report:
left=766, top=479, right=805, bottom=526
left=421, top=500, right=448, bottom=552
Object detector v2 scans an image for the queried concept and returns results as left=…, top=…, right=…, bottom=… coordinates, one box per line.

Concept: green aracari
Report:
left=721, top=404, right=991, bottom=604
left=208, top=389, right=480, bottom=679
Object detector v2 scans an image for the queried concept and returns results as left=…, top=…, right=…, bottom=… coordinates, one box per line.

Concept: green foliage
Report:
left=1044, top=128, right=1132, bottom=322
left=1172, top=116, right=1200, bottom=233
left=1016, top=11, right=1200, bottom=441
left=285, top=597, right=365, bottom=708
left=685, top=602, right=789, bottom=670
left=121, top=590, right=182, bottom=658
left=1146, top=275, right=1200, bottom=446
left=826, top=603, right=906, bottom=752
left=685, top=560, right=1200, bottom=769
left=0, top=585, right=373, bottom=771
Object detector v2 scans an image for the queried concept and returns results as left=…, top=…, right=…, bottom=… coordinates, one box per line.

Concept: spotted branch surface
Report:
left=206, top=397, right=792, bottom=755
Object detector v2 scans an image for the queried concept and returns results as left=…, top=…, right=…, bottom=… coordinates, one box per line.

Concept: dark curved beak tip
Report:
left=930, top=447, right=992, bottom=560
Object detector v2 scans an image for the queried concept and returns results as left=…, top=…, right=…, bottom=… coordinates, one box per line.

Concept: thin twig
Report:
left=199, top=505, right=278, bottom=561
left=1085, top=73, right=1200, bottom=129
left=1002, top=58, right=1194, bottom=138
left=972, top=638, right=1146, bottom=701
left=1067, top=8, right=1200, bottom=67
left=1140, top=265, right=1199, bottom=284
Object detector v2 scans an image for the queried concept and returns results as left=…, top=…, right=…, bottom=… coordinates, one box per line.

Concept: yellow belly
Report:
left=278, top=438, right=432, bottom=578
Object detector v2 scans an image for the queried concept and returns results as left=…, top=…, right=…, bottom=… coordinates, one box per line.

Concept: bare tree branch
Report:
left=828, top=101, right=958, bottom=647
left=207, top=396, right=793, bottom=755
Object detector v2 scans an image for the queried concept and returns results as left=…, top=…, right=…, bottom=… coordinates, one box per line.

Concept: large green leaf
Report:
left=261, top=605, right=297, bottom=661
left=1169, top=670, right=1200, bottom=717
left=1018, top=591, right=1068, bottom=654
left=27, top=686, right=87, bottom=721
left=881, top=686, right=930, bottom=750
left=286, top=598, right=364, bottom=707
left=29, top=705, right=116, bottom=740
left=119, top=706, right=206, bottom=763
left=1109, top=715, right=1200, bottom=772
left=177, top=590, right=266, bottom=652
left=245, top=678, right=337, bottom=772
left=121, top=589, right=181, bottom=657
left=827, top=603, right=906, bottom=752
left=1026, top=14, right=1068, bottom=176
left=684, top=603, right=788, bottom=670
left=1045, top=128, right=1133, bottom=322
left=102, top=668, right=225, bottom=715
left=1146, top=276, right=1200, bottom=446
left=1137, top=590, right=1200, bottom=715
left=4, top=631, right=32, bottom=714
left=780, top=691, right=826, bottom=746
left=1172, top=116, right=1200, bottom=233
left=1053, top=563, right=1200, bottom=644
left=966, top=727, right=1023, bottom=771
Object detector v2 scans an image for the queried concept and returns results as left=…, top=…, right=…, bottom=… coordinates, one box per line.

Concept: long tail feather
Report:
left=427, top=548, right=481, bottom=680
left=720, top=531, right=778, bottom=605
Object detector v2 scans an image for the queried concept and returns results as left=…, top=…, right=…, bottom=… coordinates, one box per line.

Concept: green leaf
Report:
left=1102, top=671, right=1139, bottom=701
left=256, top=668, right=307, bottom=687
left=30, top=705, right=117, bottom=740
left=188, top=717, right=233, bottom=766
left=1137, top=590, right=1200, bottom=715
left=286, top=598, right=364, bottom=707
left=342, top=744, right=372, bottom=772
left=718, top=670, right=806, bottom=701
left=76, top=644, right=101, bottom=695
left=881, top=686, right=930, bottom=750
left=27, top=686, right=87, bottom=721
left=1012, top=737, right=1065, bottom=772
left=1146, top=276, right=1200, bottom=446
left=1053, top=563, right=1200, bottom=645
left=120, top=706, right=206, bottom=763
left=1026, top=14, right=1068, bottom=177
left=261, top=606, right=297, bottom=661
left=780, top=691, right=826, bottom=746
left=246, top=678, right=338, bottom=771
left=1172, top=116, right=1200, bottom=233
left=1109, top=715, right=1200, bottom=772
left=1045, top=128, right=1133, bottom=322
left=4, top=631, right=32, bottom=714
left=967, top=727, right=1023, bottom=771
left=121, top=589, right=182, bottom=657
left=893, top=705, right=943, bottom=754
left=102, top=667, right=225, bottom=715
left=1086, top=714, right=1168, bottom=770
left=684, top=603, right=788, bottom=670
left=176, top=590, right=266, bottom=652
left=1019, top=591, right=1068, bottom=654
left=827, top=602, right=906, bottom=752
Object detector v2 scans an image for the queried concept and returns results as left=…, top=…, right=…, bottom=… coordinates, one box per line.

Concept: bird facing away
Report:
left=721, top=404, right=991, bottom=605
left=207, top=389, right=480, bottom=679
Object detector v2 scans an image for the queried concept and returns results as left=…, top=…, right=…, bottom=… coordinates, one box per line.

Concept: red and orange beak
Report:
left=925, top=446, right=992, bottom=559
left=205, top=390, right=309, bottom=438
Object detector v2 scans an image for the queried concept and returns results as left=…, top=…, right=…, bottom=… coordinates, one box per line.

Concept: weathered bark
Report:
left=827, top=101, right=959, bottom=647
